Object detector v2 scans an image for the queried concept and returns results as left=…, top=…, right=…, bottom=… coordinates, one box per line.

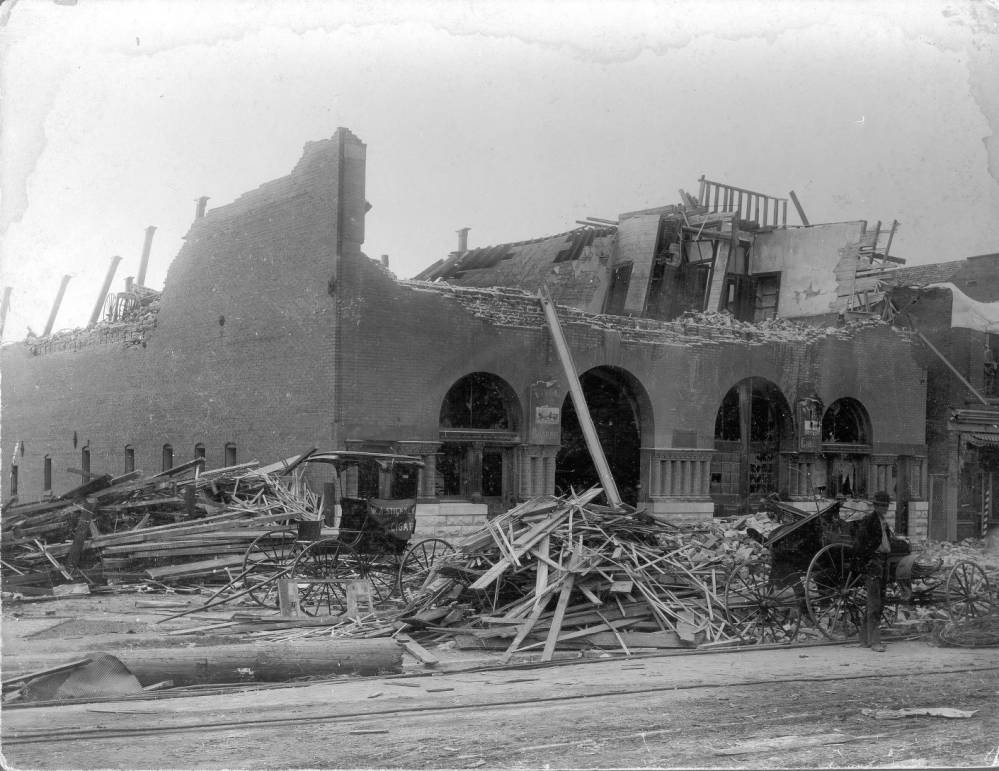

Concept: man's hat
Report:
left=873, top=491, right=891, bottom=505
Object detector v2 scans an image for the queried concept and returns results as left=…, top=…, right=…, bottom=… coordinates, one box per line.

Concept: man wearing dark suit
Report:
left=854, top=490, right=893, bottom=651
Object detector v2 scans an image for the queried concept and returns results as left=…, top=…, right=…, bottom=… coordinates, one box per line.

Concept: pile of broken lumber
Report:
left=396, top=490, right=766, bottom=660
left=1, top=452, right=321, bottom=593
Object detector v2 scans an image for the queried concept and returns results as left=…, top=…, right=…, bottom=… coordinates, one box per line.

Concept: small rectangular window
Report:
left=162, top=444, right=173, bottom=472
left=225, top=443, right=237, bottom=467
left=9, top=466, right=18, bottom=498
left=81, top=447, right=91, bottom=482
left=125, top=446, right=135, bottom=473
left=43, top=456, right=52, bottom=492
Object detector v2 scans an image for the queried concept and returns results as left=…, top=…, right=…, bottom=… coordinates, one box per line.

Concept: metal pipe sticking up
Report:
left=87, top=256, right=122, bottom=328
left=136, top=226, right=156, bottom=287
left=0, top=286, right=11, bottom=339
left=43, top=275, right=72, bottom=337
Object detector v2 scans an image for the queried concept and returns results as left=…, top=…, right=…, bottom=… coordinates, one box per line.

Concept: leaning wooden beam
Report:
left=916, top=331, right=988, bottom=406
left=152, top=457, right=206, bottom=479
left=538, top=285, right=623, bottom=509
left=541, top=574, right=576, bottom=661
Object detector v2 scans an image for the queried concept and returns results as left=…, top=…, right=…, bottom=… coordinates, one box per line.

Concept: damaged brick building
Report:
left=1, top=128, right=933, bottom=539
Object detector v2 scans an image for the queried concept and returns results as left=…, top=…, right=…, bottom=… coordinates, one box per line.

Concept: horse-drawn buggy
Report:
left=725, top=496, right=994, bottom=644
left=239, top=451, right=455, bottom=616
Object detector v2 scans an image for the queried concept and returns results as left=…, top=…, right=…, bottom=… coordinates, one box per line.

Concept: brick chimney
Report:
left=195, top=196, right=209, bottom=219
left=457, top=227, right=470, bottom=253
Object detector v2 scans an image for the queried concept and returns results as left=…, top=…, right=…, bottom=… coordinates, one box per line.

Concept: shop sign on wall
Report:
left=798, top=398, right=821, bottom=453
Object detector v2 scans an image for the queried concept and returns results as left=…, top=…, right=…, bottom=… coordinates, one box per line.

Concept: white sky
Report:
left=2, top=0, right=998, bottom=341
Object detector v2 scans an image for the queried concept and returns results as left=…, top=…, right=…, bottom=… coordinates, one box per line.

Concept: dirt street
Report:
left=3, top=593, right=998, bottom=769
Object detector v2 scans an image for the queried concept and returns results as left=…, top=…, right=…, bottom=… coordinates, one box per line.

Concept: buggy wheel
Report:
left=290, top=538, right=361, bottom=616
left=724, top=563, right=801, bottom=644
left=241, top=529, right=298, bottom=608
left=399, top=538, right=457, bottom=601
left=804, top=544, right=866, bottom=641
left=945, top=560, right=994, bottom=621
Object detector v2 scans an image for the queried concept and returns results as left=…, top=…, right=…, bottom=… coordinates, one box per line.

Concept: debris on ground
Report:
left=933, top=614, right=999, bottom=648
left=0, top=450, right=320, bottom=594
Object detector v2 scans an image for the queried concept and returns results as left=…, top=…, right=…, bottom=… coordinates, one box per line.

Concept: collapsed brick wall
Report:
left=1, top=129, right=366, bottom=499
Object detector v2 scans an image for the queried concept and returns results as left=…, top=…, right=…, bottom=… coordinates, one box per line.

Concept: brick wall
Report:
left=1, top=129, right=365, bottom=499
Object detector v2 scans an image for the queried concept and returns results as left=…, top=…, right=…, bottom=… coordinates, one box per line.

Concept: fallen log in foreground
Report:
left=3, top=637, right=402, bottom=688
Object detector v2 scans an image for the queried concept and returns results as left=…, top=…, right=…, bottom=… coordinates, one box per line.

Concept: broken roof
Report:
left=414, top=225, right=617, bottom=285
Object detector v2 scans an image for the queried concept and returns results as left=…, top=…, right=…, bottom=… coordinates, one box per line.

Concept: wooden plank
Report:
left=143, top=553, right=247, bottom=579
left=64, top=507, right=94, bottom=570
left=533, top=535, right=551, bottom=600
left=152, top=457, right=206, bottom=479
left=395, top=633, right=439, bottom=666
left=542, top=574, right=575, bottom=662
left=499, top=595, right=551, bottom=664
left=2, top=658, right=92, bottom=689
left=468, top=509, right=571, bottom=590
left=578, top=630, right=683, bottom=648
left=57, top=474, right=113, bottom=501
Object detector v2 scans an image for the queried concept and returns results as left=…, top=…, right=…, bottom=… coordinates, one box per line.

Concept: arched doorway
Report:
left=438, top=372, right=522, bottom=516
left=555, top=366, right=651, bottom=506
left=711, top=377, right=793, bottom=515
left=821, top=397, right=872, bottom=498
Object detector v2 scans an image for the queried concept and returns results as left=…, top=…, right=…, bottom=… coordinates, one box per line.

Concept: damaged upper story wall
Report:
left=420, top=177, right=902, bottom=326
left=751, top=221, right=868, bottom=318
left=156, top=127, right=367, bottom=346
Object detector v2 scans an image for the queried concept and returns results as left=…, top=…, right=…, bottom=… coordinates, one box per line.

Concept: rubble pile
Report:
left=0, top=452, right=320, bottom=593
left=392, top=490, right=767, bottom=658
left=405, top=280, right=895, bottom=349
left=25, top=293, right=161, bottom=356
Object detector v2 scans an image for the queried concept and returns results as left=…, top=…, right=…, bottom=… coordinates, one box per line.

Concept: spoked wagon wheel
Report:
left=398, top=538, right=457, bottom=601
left=724, top=563, right=802, bottom=643
left=290, top=538, right=363, bottom=616
left=291, top=539, right=400, bottom=616
left=241, top=529, right=298, bottom=608
left=945, top=560, right=994, bottom=620
left=804, top=544, right=866, bottom=641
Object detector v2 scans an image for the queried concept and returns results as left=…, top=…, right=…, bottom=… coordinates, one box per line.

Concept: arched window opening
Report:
left=821, top=398, right=873, bottom=499
left=821, top=398, right=871, bottom=445
left=225, top=443, right=237, bottom=467
left=194, top=443, right=206, bottom=460
left=711, top=378, right=793, bottom=516
left=439, top=373, right=518, bottom=430
left=555, top=366, right=652, bottom=507
left=437, top=373, right=521, bottom=515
